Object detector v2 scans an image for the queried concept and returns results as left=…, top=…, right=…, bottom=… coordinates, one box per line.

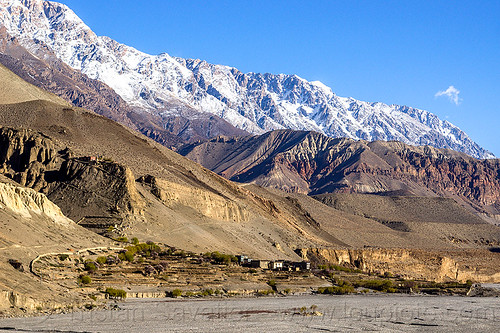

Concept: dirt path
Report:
left=29, top=246, right=124, bottom=278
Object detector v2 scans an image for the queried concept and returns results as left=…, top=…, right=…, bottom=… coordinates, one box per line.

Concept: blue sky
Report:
left=60, top=0, right=499, bottom=156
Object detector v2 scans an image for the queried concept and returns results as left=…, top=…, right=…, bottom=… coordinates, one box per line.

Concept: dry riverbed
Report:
left=0, top=294, right=499, bottom=332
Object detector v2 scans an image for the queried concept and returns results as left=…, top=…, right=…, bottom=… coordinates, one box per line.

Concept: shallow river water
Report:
left=0, top=294, right=499, bottom=332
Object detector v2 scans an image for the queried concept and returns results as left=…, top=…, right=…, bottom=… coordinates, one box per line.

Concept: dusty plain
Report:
left=0, top=294, right=499, bottom=332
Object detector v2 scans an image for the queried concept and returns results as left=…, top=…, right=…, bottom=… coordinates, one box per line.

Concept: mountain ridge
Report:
left=0, top=26, right=248, bottom=148
left=0, top=0, right=493, bottom=158
left=179, top=129, right=500, bottom=215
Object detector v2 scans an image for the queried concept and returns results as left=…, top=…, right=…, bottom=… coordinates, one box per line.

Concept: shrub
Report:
left=59, top=254, right=69, bottom=261
left=171, top=289, right=182, bottom=297
left=78, top=275, right=92, bottom=285
left=402, top=280, right=417, bottom=289
left=131, top=237, right=139, bottom=245
left=267, top=280, right=276, bottom=287
left=354, top=279, right=394, bottom=292
left=204, top=251, right=237, bottom=265
left=257, top=289, right=275, bottom=296
left=96, top=256, right=107, bottom=265
left=115, top=237, right=128, bottom=243
left=124, top=252, right=134, bottom=261
left=126, top=243, right=161, bottom=257
left=163, top=248, right=174, bottom=256
left=105, top=287, right=127, bottom=299
left=118, top=251, right=134, bottom=262
left=201, top=289, right=214, bottom=296
left=174, top=250, right=187, bottom=257
left=84, top=261, right=97, bottom=273
left=332, top=265, right=352, bottom=272
left=335, top=279, right=352, bottom=287
left=317, top=285, right=354, bottom=295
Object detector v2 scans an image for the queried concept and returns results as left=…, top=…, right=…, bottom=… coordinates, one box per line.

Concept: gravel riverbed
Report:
left=0, top=294, right=499, bottom=332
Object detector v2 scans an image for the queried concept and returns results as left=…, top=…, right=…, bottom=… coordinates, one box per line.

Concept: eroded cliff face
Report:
left=138, top=175, right=248, bottom=222
left=0, top=127, right=59, bottom=191
left=0, top=127, right=145, bottom=224
left=0, top=181, right=72, bottom=225
left=344, top=147, right=500, bottom=210
left=299, top=248, right=500, bottom=283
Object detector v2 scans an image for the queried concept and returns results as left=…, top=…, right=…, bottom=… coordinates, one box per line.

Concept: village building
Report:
left=268, top=261, right=283, bottom=270
left=238, top=255, right=310, bottom=271
left=250, top=260, right=270, bottom=269
left=236, top=255, right=251, bottom=265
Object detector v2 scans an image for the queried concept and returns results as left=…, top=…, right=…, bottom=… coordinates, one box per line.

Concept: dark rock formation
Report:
left=8, top=259, right=24, bottom=272
left=47, top=158, right=145, bottom=221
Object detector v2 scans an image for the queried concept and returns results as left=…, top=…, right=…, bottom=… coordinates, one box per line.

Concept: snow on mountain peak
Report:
left=310, top=80, right=333, bottom=95
left=0, top=0, right=494, bottom=158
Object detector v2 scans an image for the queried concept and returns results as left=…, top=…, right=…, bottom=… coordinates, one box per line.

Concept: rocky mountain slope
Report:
left=179, top=130, right=500, bottom=215
left=0, top=26, right=247, bottom=148
left=0, top=0, right=493, bottom=158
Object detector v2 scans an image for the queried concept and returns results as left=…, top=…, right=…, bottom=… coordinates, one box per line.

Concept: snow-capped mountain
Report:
left=0, top=0, right=494, bottom=158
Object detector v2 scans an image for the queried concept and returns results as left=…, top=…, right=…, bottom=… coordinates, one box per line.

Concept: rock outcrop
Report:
left=0, top=181, right=72, bottom=225
left=299, top=248, right=500, bottom=283
left=48, top=158, right=145, bottom=222
left=0, top=127, right=59, bottom=191
left=138, top=175, right=247, bottom=222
